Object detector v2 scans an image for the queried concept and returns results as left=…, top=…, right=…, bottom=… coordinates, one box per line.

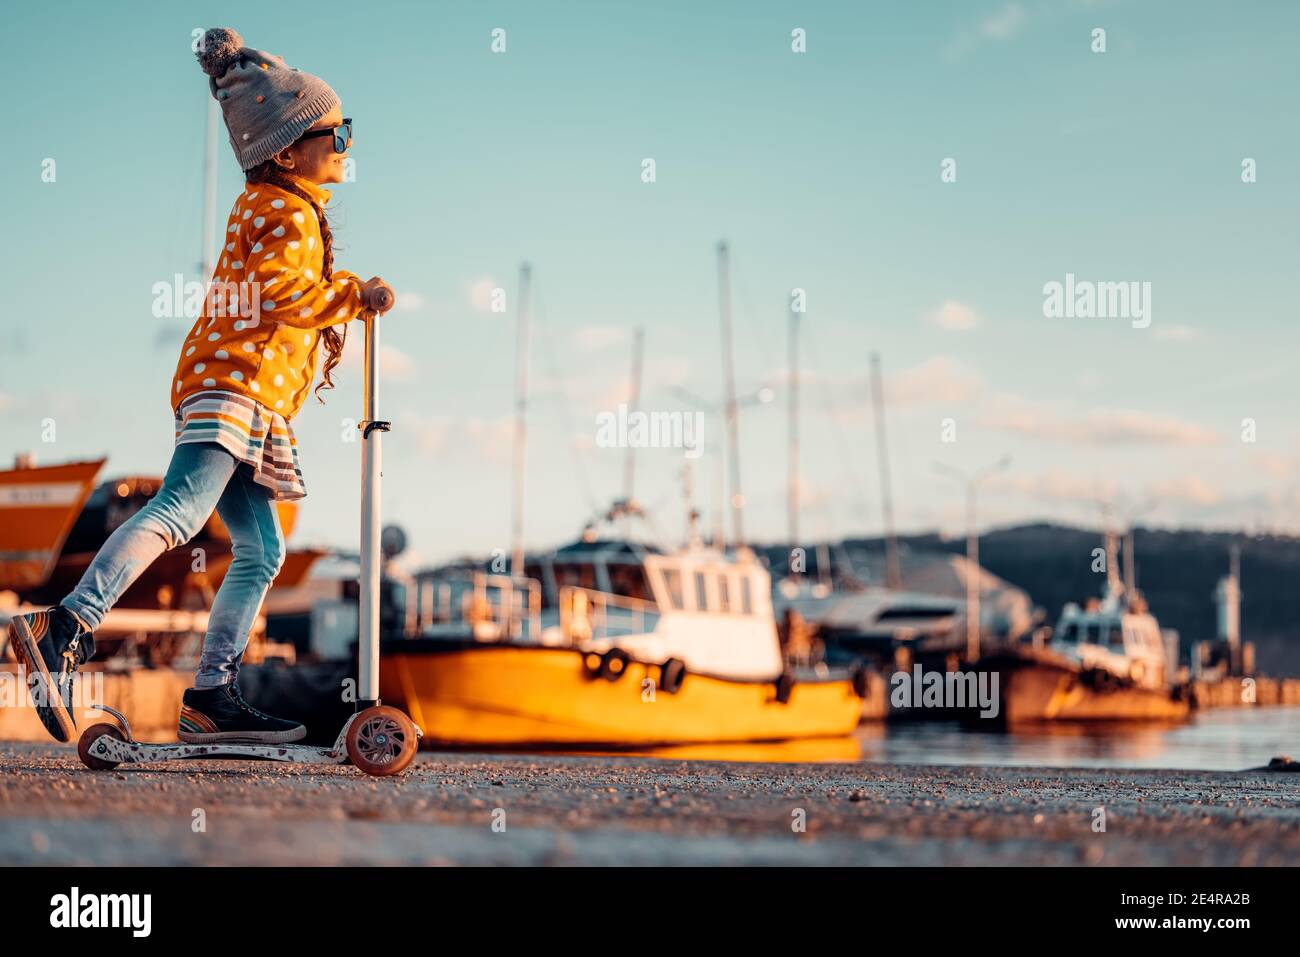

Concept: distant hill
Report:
left=760, top=524, right=1300, bottom=675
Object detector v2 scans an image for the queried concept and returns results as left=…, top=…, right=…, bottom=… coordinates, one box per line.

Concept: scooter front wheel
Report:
left=346, top=706, right=419, bottom=776
left=78, top=723, right=126, bottom=771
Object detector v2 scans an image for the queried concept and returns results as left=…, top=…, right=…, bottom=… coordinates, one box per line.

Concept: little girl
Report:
left=7, top=27, right=394, bottom=745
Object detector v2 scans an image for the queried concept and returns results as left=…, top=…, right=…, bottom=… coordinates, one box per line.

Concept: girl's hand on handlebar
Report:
left=361, top=277, right=395, bottom=314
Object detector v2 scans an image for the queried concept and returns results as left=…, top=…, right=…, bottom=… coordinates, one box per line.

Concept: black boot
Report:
left=178, top=682, right=307, bottom=744
left=6, top=606, right=95, bottom=743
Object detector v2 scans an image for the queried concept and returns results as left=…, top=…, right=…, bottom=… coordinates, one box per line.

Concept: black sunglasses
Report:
left=300, top=118, right=352, bottom=153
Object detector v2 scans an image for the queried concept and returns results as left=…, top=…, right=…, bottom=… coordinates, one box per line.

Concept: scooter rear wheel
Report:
left=78, top=723, right=126, bottom=771
left=346, top=706, right=419, bottom=776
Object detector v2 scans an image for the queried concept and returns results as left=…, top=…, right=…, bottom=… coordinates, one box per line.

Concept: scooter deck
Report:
left=84, top=735, right=350, bottom=766
left=81, top=705, right=355, bottom=768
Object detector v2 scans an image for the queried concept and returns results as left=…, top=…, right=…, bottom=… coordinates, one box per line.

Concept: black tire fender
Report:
left=658, top=657, right=687, bottom=694
left=599, top=647, right=630, bottom=682
left=774, top=671, right=795, bottom=704
left=851, top=664, right=872, bottom=699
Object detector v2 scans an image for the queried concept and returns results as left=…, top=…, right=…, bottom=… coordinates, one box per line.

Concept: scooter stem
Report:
left=358, top=311, right=388, bottom=706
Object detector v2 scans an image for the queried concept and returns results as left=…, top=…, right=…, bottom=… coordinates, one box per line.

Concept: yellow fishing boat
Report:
left=380, top=538, right=869, bottom=748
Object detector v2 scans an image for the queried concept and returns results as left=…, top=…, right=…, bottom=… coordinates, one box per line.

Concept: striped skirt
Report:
left=174, top=390, right=307, bottom=501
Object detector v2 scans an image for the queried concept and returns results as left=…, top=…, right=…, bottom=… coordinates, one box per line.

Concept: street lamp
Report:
left=933, top=455, right=1011, bottom=663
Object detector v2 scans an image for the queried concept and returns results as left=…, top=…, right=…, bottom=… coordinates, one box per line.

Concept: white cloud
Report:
left=1252, top=450, right=1295, bottom=478
left=395, top=411, right=453, bottom=455
left=1152, top=323, right=1203, bottom=342
left=392, top=292, right=425, bottom=314
left=990, top=469, right=1119, bottom=505
left=646, top=355, right=693, bottom=389
left=571, top=324, right=630, bottom=353
left=378, top=346, right=417, bottom=381
left=979, top=399, right=1222, bottom=447
left=946, top=1, right=1029, bottom=59
left=1148, top=476, right=1222, bottom=508
left=926, top=300, right=980, bottom=331
left=468, top=277, right=502, bottom=314
left=463, top=416, right=516, bottom=465
left=981, top=2, right=1026, bottom=39
left=886, top=356, right=986, bottom=405
left=340, top=337, right=417, bottom=382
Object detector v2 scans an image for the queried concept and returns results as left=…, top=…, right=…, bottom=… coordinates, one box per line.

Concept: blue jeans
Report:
left=62, top=442, right=286, bottom=688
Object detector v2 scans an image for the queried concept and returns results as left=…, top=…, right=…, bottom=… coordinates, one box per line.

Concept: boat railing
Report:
left=415, top=571, right=542, bottom=642
left=558, top=585, right=659, bottom=644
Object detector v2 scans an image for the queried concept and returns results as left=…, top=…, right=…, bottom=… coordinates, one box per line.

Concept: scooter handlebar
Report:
left=367, top=287, right=395, bottom=313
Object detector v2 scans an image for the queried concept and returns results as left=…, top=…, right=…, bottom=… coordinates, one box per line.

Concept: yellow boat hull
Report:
left=380, top=644, right=863, bottom=748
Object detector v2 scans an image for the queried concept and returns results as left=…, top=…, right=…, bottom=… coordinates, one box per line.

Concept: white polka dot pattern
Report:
left=172, top=181, right=365, bottom=421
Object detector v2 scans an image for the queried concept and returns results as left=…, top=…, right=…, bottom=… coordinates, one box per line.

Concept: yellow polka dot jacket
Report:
left=172, top=175, right=364, bottom=419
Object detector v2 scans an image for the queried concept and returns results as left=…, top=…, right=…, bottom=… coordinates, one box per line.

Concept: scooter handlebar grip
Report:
left=371, top=288, right=395, bottom=312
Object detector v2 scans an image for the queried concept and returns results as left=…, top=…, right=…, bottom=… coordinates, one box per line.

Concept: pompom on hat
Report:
left=196, top=27, right=340, bottom=171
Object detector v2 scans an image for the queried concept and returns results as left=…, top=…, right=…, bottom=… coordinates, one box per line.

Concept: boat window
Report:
left=717, top=574, right=730, bottom=612
left=607, top=564, right=651, bottom=603
left=553, top=563, right=597, bottom=592
left=1107, top=625, right=1124, bottom=648
left=523, top=563, right=552, bottom=609
left=694, top=571, right=709, bottom=611
left=660, top=568, right=684, bottom=610
left=1058, top=621, right=1080, bottom=642
left=741, top=575, right=753, bottom=614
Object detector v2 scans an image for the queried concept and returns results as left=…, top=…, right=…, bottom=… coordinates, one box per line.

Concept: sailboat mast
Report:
left=510, top=262, right=533, bottom=577
left=870, top=353, right=902, bottom=589
left=712, top=448, right=726, bottom=550
left=1124, top=524, right=1137, bottom=596
left=787, top=301, right=800, bottom=551
left=717, top=241, right=744, bottom=547
left=682, top=458, right=701, bottom=547
left=623, top=326, right=644, bottom=508
left=1100, top=503, right=1121, bottom=599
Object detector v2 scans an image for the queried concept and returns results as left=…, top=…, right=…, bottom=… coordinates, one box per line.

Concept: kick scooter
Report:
left=77, top=292, right=423, bottom=776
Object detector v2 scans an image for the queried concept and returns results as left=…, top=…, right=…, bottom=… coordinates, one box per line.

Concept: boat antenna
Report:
left=510, top=262, right=532, bottom=578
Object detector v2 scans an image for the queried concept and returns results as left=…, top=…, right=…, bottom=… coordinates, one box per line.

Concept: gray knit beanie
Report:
left=196, top=27, right=340, bottom=171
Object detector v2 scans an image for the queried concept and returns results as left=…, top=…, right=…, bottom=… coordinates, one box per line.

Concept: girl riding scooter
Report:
left=7, top=27, right=394, bottom=746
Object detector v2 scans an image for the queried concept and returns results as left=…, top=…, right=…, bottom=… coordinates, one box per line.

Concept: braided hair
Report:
left=244, top=160, right=346, bottom=402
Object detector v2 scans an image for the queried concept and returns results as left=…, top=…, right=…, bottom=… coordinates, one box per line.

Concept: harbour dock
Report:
left=1, top=745, right=1295, bottom=866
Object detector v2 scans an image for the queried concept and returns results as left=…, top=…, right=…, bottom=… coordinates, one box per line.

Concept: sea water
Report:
left=858, top=705, right=1300, bottom=771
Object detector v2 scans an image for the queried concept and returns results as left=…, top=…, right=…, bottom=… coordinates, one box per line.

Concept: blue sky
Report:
left=2, top=0, right=1298, bottom=565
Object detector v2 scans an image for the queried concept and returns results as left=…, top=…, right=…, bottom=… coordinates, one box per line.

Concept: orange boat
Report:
left=0, top=457, right=104, bottom=593
left=0, top=454, right=323, bottom=665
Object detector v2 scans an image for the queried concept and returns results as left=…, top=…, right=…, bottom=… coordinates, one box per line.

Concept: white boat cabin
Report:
left=412, top=538, right=786, bottom=681
left=1049, top=598, right=1173, bottom=689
